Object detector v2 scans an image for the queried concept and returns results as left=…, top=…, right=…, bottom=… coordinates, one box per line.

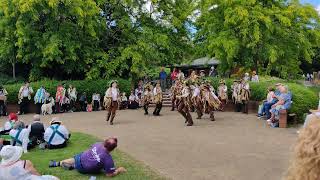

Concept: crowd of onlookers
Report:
left=0, top=113, right=126, bottom=179
left=257, top=83, right=292, bottom=128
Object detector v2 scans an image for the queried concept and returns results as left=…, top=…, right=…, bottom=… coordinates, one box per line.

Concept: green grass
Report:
left=22, top=132, right=166, bottom=180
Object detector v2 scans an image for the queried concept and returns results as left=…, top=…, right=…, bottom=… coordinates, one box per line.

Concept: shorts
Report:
left=74, top=153, right=86, bottom=173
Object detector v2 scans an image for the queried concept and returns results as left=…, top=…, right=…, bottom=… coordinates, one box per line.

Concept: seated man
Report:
left=9, top=121, right=30, bottom=153
left=49, top=137, right=126, bottom=177
left=267, top=85, right=292, bottom=127
left=28, top=115, right=45, bottom=149
left=44, top=117, right=70, bottom=149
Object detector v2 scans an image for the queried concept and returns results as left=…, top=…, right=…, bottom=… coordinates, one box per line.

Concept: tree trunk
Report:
left=12, top=62, right=16, bottom=80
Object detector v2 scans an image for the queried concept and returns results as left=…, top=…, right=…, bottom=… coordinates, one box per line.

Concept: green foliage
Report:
left=23, top=132, right=164, bottom=180
left=4, top=79, right=131, bottom=103
left=207, top=77, right=318, bottom=121
left=0, top=0, right=193, bottom=80
left=195, top=0, right=320, bottom=78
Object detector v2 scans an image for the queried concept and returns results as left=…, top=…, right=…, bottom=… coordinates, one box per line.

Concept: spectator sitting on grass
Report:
left=28, top=115, right=45, bottom=149
left=286, top=117, right=320, bottom=180
left=0, top=113, right=19, bottom=150
left=44, top=117, right=70, bottom=149
left=257, top=86, right=275, bottom=118
left=9, top=121, right=29, bottom=153
left=267, top=85, right=292, bottom=127
left=49, top=137, right=127, bottom=177
left=0, top=145, right=59, bottom=180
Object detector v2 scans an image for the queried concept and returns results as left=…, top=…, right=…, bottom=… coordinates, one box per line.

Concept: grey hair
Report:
left=13, top=121, right=25, bottom=129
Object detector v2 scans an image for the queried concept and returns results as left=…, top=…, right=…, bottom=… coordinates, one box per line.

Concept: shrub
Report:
left=207, top=77, right=318, bottom=122
left=4, top=79, right=132, bottom=104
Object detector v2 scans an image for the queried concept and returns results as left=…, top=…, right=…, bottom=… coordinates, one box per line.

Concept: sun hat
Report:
left=8, top=113, right=18, bottom=121
left=0, top=145, right=23, bottom=166
left=50, top=117, right=62, bottom=125
left=275, top=83, right=283, bottom=86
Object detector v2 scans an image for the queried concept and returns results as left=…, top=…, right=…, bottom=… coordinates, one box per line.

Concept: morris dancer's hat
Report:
left=144, top=83, right=152, bottom=90
left=109, top=80, right=118, bottom=87
left=275, top=83, right=283, bottom=86
left=233, top=79, right=240, bottom=82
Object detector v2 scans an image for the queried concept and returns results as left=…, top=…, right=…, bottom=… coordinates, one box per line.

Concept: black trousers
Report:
left=35, top=103, right=43, bottom=114
left=144, top=103, right=149, bottom=114
left=79, top=101, right=87, bottom=111
left=153, top=103, right=162, bottom=115
left=20, top=97, right=30, bottom=114
left=0, top=100, right=6, bottom=116
left=93, top=100, right=100, bottom=111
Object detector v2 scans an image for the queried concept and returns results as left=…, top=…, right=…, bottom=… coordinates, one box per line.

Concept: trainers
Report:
left=61, top=162, right=74, bottom=170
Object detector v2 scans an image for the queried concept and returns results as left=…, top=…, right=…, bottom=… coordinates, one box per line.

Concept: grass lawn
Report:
left=22, top=132, right=166, bottom=180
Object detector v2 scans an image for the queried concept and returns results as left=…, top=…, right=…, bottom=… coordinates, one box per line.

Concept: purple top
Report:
left=80, top=143, right=116, bottom=174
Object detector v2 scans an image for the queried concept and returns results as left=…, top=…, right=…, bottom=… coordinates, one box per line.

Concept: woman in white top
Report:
left=0, top=145, right=58, bottom=180
left=251, top=71, right=259, bottom=82
left=67, top=85, right=77, bottom=111
left=18, top=82, right=34, bottom=115
left=104, top=80, right=120, bottom=125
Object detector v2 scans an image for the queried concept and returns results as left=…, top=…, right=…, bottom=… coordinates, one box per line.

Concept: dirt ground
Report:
left=2, top=108, right=298, bottom=180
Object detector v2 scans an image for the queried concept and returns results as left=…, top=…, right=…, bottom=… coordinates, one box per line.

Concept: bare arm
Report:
left=106, top=167, right=127, bottom=177
left=25, top=160, right=41, bottom=176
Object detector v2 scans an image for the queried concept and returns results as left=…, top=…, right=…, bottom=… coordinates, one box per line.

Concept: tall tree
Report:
left=195, top=0, right=320, bottom=78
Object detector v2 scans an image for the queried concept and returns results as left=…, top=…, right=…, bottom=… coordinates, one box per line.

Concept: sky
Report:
left=301, top=0, right=320, bottom=14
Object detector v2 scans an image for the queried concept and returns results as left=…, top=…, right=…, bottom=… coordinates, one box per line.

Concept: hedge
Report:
left=207, top=77, right=318, bottom=122
left=4, top=79, right=132, bottom=104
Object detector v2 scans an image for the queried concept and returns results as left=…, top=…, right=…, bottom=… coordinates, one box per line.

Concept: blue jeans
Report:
left=263, top=101, right=275, bottom=119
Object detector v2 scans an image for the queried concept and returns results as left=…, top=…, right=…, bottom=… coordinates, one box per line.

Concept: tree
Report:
left=195, top=0, right=320, bottom=78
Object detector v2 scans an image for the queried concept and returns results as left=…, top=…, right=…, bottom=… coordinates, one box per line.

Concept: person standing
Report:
left=34, top=86, right=47, bottom=114
left=192, top=82, right=203, bottom=119
left=55, top=84, right=66, bottom=113
left=104, top=81, right=120, bottom=125
left=307, top=73, right=310, bottom=81
left=153, top=82, right=163, bottom=116
left=251, top=71, right=259, bottom=82
left=170, top=68, right=178, bottom=84
left=203, top=84, right=221, bottom=121
left=92, top=92, right=101, bottom=111
left=209, top=66, right=215, bottom=77
left=0, top=85, right=8, bottom=116
left=18, top=82, right=34, bottom=115
left=142, top=84, right=152, bottom=115
left=176, top=81, right=193, bottom=126
left=239, top=79, right=250, bottom=114
left=218, top=79, right=228, bottom=111
left=67, top=85, right=77, bottom=112
left=159, top=67, right=167, bottom=91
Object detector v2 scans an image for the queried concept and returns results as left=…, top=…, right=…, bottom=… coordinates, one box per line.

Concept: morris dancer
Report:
left=218, top=79, right=228, bottom=111
left=231, top=80, right=241, bottom=112
left=55, top=83, right=66, bottom=113
left=153, top=81, right=163, bottom=116
left=18, top=82, right=34, bottom=115
left=104, top=80, right=120, bottom=125
left=143, top=83, right=152, bottom=115
left=176, top=81, right=193, bottom=126
left=240, top=79, right=250, bottom=114
left=192, top=81, right=203, bottom=119
left=202, top=84, right=221, bottom=121
left=170, top=80, right=181, bottom=111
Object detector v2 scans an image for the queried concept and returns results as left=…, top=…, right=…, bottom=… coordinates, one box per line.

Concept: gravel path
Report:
left=4, top=108, right=298, bottom=180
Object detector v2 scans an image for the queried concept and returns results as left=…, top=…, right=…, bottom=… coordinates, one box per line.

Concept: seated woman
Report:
left=49, top=137, right=126, bottom=177
left=119, top=92, right=128, bottom=110
left=9, top=121, right=29, bottom=153
left=44, top=118, right=70, bottom=149
left=28, top=115, right=45, bottom=149
left=258, top=86, right=275, bottom=117
left=0, top=145, right=59, bottom=180
left=267, top=85, right=292, bottom=127
left=128, top=91, right=139, bottom=109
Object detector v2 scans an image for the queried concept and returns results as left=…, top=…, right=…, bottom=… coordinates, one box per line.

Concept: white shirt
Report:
left=4, top=121, right=14, bottom=131
left=92, top=94, right=100, bottom=101
left=267, top=91, right=275, bottom=103
left=251, top=75, right=259, bottom=82
left=9, top=128, right=31, bottom=153
left=68, top=88, right=77, bottom=100
left=193, top=87, right=200, bottom=97
left=111, top=88, right=118, bottom=101
left=129, top=95, right=135, bottom=101
left=121, top=96, right=128, bottom=101
left=22, top=87, right=30, bottom=97
left=44, top=124, right=69, bottom=145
